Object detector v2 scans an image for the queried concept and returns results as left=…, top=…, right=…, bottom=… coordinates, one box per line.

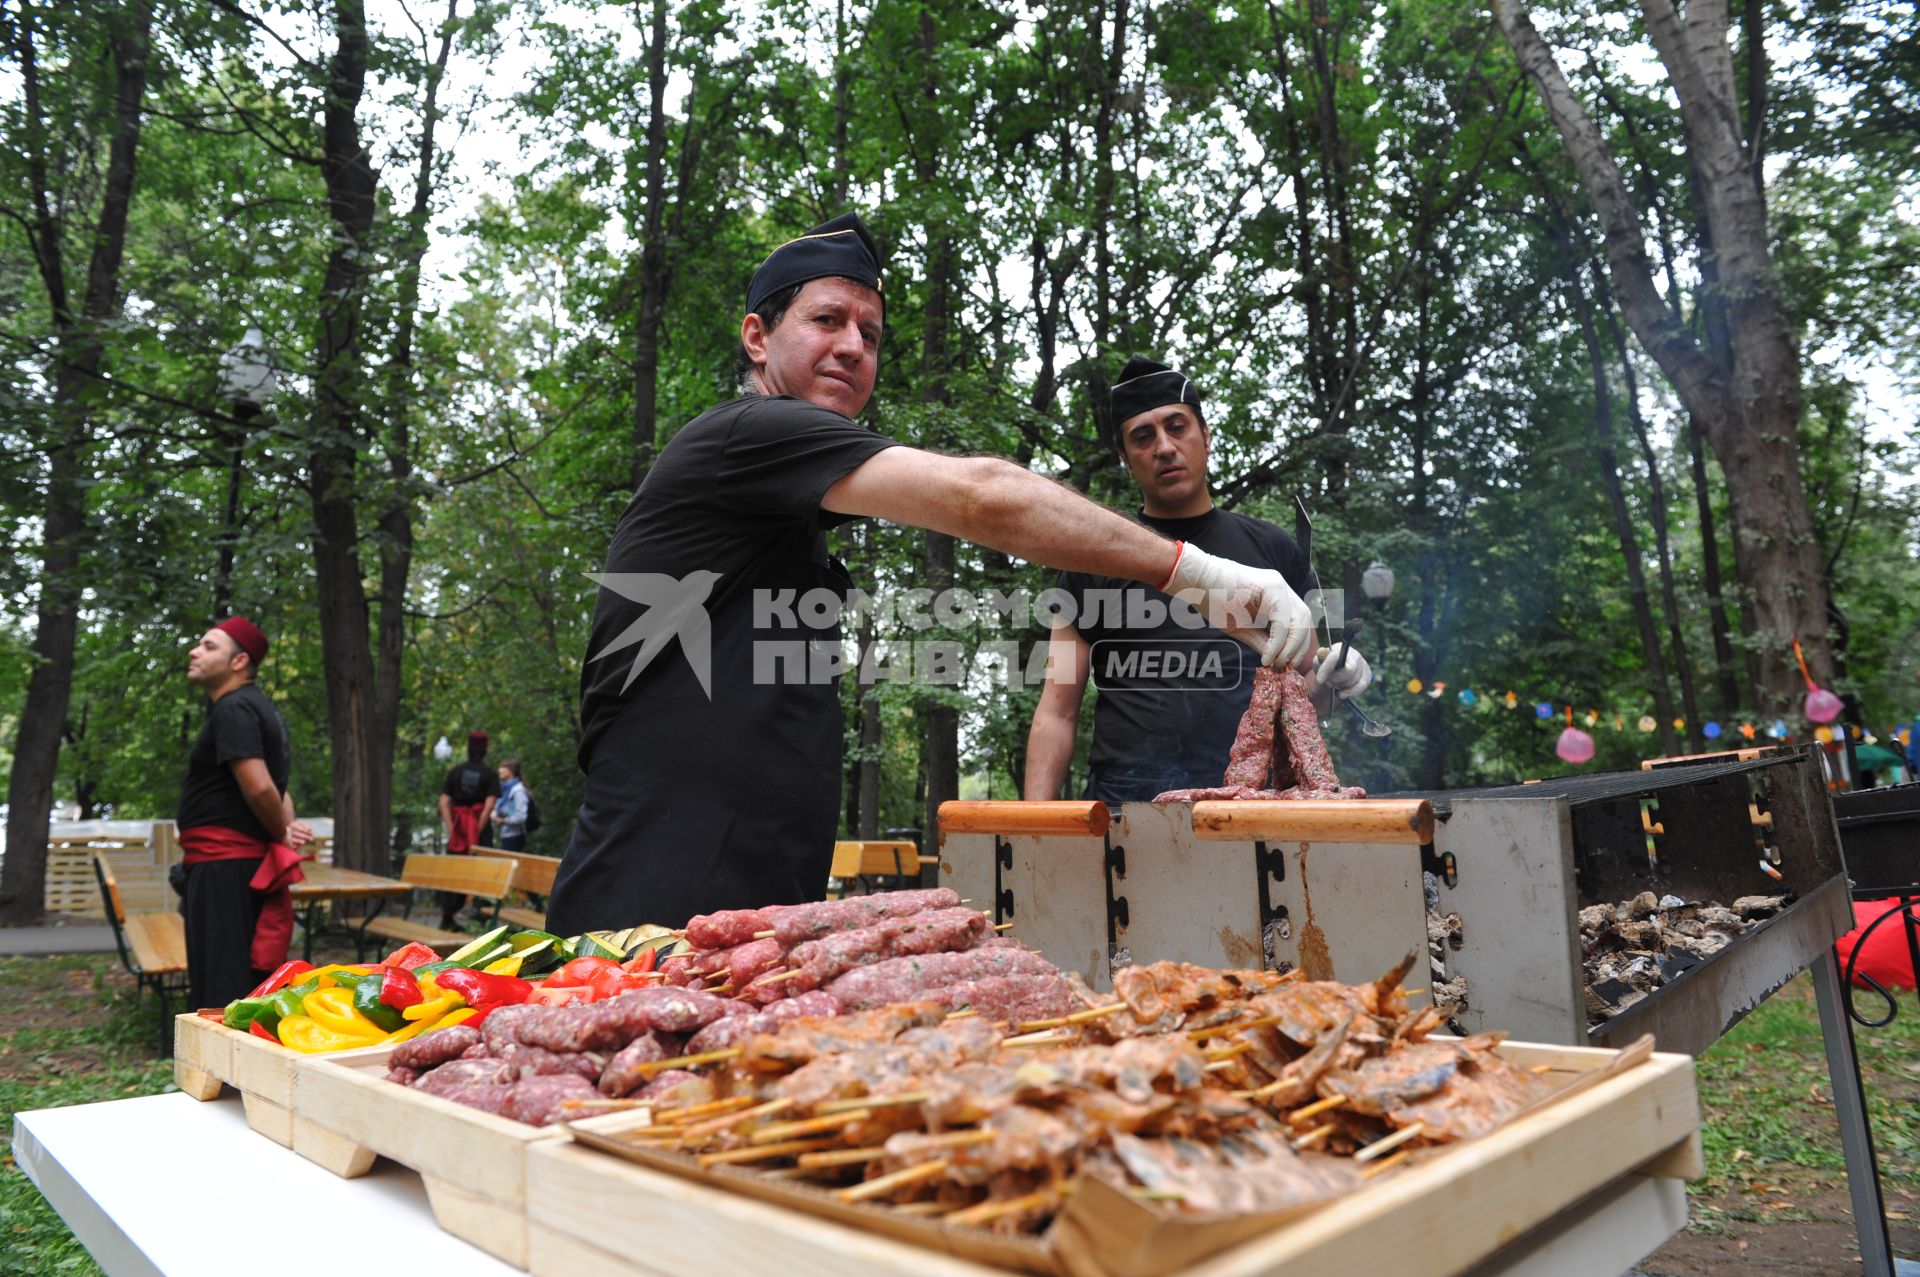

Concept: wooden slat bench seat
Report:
left=473, top=846, right=562, bottom=932
left=94, top=855, right=189, bottom=1047
left=826, top=840, right=937, bottom=898
left=356, top=854, right=516, bottom=959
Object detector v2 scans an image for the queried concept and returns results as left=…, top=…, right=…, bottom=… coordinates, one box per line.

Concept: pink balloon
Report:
left=1556, top=726, right=1596, bottom=764
left=1804, top=687, right=1843, bottom=724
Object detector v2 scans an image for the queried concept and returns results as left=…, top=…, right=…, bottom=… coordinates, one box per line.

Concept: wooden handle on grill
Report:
left=937, top=801, right=1110, bottom=838
left=1188, top=799, right=1434, bottom=845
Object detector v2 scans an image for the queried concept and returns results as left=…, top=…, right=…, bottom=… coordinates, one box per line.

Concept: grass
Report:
left=0, top=955, right=174, bottom=1277
left=1688, top=971, right=1920, bottom=1234
left=0, top=955, right=1915, bottom=1272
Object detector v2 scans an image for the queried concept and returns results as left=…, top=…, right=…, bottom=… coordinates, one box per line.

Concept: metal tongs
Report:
left=1296, top=494, right=1391, bottom=738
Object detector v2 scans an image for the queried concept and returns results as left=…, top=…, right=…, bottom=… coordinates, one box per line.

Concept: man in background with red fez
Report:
left=437, top=730, right=499, bottom=928
left=177, top=617, right=311, bottom=1008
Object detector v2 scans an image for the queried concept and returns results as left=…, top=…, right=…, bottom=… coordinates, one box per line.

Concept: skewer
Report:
left=1129, top=1187, right=1186, bottom=1203
left=1187, top=1012, right=1285, bottom=1042
left=1012, top=1003, right=1126, bottom=1033
left=679, top=1097, right=793, bottom=1140
left=1290, top=1122, right=1338, bottom=1151
left=1288, top=1095, right=1346, bottom=1126
left=1354, top=1122, right=1426, bottom=1164
left=559, top=1097, right=650, bottom=1113
left=752, top=969, right=810, bottom=987
left=753, top=929, right=775, bottom=939
left=1000, top=1029, right=1077, bottom=1048
left=696, top=1136, right=846, bottom=1167
left=652, top=1095, right=758, bottom=1125
left=891, top=1201, right=957, bottom=1218
left=797, top=1145, right=889, bottom=1169
left=635, top=1047, right=743, bottom=1078
left=1360, top=1148, right=1414, bottom=1180
left=837, top=1158, right=952, bottom=1204
left=944, top=1008, right=979, bottom=1021
left=946, top=1186, right=1056, bottom=1228
left=751, top=1109, right=872, bottom=1143
left=993, top=922, right=1016, bottom=932
left=815, top=1091, right=929, bottom=1115
left=1203, top=1041, right=1254, bottom=1064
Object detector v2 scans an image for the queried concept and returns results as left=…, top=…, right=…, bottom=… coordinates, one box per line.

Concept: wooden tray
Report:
left=293, top=1046, right=638, bottom=1268
left=527, top=1037, right=1702, bottom=1277
left=172, top=1012, right=385, bottom=1174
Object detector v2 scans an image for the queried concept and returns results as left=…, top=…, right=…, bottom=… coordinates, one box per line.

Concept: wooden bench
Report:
left=356, top=854, right=516, bottom=959
left=94, top=855, right=189, bottom=1046
left=826, top=840, right=936, bottom=897
left=473, top=846, right=562, bottom=931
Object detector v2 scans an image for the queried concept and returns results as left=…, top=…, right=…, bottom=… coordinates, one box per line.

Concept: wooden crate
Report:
left=525, top=1038, right=1701, bottom=1277
left=172, top=1012, right=385, bottom=1175
left=292, top=1048, right=638, bottom=1267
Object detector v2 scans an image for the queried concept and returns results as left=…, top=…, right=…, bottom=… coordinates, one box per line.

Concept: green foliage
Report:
left=2, top=0, right=1916, bottom=853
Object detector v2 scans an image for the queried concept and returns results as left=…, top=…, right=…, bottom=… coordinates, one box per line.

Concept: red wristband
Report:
left=1157, top=541, right=1186, bottom=593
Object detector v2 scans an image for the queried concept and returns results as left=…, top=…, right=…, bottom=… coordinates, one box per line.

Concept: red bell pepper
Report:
left=248, top=1021, right=282, bottom=1045
left=379, top=941, right=442, bottom=971
left=378, top=965, right=425, bottom=1011
left=435, top=968, right=533, bottom=1013
left=546, top=955, right=620, bottom=989
left=246, top=960, right=314, bottom=1000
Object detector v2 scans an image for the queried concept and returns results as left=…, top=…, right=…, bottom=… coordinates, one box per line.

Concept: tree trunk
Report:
left=308, top=0, right=382, bottom=874
left=1686, top=412, right=1745, bottom=714
left=0, top=1, right=153, bottom=925
left=1562, top=260, right=1680, bottom=757
left=631, top=0, right=670, bottom=489
left=1494, top=0, right=1834, bottom=715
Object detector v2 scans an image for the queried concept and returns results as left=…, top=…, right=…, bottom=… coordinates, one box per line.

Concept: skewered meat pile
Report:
left=1580, top=891, right=1786, bottom=1024
left=1155, top=667, right=1366, bottom=802
left=662, top=888, right=1075, bottom=1023
left=387, top=888, right=1071, bottom=1123
left=585, top=957, right=1545, bottom=1234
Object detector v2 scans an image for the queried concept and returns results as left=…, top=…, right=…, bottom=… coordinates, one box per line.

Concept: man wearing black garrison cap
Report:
left=1023, top=356, right=1374, bottom=804
left=548, top=216, right=1317, bottom=933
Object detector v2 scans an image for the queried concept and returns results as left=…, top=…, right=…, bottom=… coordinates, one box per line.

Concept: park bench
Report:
left=472, top=846, right=562, bottom=931
left=93, top=855, right=189, bottom=1046
left=827, top=840, right=936, bottom=898
left=355, top=854, right=515, bottom=960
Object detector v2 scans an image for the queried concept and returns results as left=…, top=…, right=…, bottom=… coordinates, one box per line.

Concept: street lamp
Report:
left=1361, top=561, right=1395, bottom=605
left=219, top=326, right=277, bottom=419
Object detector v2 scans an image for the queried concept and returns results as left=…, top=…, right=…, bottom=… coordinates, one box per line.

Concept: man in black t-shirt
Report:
left=1023, top=357, right=1376, bottom=804
left=438, top=730, right=500, bottom=927
left=547, top=215, right=1327, bottom=934
left=176, top=616, right=311, bottom=1008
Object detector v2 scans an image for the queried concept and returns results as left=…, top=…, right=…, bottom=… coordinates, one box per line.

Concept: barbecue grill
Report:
left=937, top=742, right=1906, bottom=1274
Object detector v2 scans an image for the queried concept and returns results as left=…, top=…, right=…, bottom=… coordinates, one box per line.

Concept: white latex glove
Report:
left=1163, top=542, right=1315, bottom=668
left=1314, top=644, right=1373, bottom=701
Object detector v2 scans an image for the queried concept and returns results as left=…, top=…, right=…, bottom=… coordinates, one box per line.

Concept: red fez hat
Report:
left=215, top=616, right=269, bottom=670
left=468, top=730, right=490, bottom=744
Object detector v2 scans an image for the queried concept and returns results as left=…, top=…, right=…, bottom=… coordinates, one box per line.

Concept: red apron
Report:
left=180, top=826, right=307, bottom=970
left=447, top=803, right=486, bottom=853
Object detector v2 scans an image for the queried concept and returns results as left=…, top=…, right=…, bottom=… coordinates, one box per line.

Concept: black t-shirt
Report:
left=442, top=761, right=501, bottom=807
left=1057, top=508, right=1316, bottom=803
left=176, top=682, right=292, bottom=840
left=576, top=394, right=899, bottom=767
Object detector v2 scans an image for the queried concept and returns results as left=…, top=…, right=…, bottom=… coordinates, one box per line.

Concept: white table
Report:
left=13, top=1092, right=520, bottom=1277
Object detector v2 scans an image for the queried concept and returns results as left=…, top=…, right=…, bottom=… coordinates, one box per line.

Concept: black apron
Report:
left=547, top=544, right=853, bottom=933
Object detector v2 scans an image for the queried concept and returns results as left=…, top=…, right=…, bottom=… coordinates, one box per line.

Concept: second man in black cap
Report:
left=1024, top=356, right=1374, bottom=804
left=548, top=217, right=1320, bottom=934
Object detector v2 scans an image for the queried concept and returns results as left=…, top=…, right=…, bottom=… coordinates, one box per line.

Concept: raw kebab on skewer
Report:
left=1155, top=665, right=1365, bottom=801
left=551, top=956, right=1545, bottom=1233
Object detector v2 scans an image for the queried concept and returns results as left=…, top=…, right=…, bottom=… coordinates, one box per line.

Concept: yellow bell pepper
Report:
left=401, top=987, right=465, bottom=1022
left=482, top=955, right=524, bottom=978
left=298, top=963, right=376, bottom=990
left=381, top=1004, right=478, bottom=1045
left=276, top=1013, right=384, bottom=1053
left=303, top=987, right=385, bottom=1039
